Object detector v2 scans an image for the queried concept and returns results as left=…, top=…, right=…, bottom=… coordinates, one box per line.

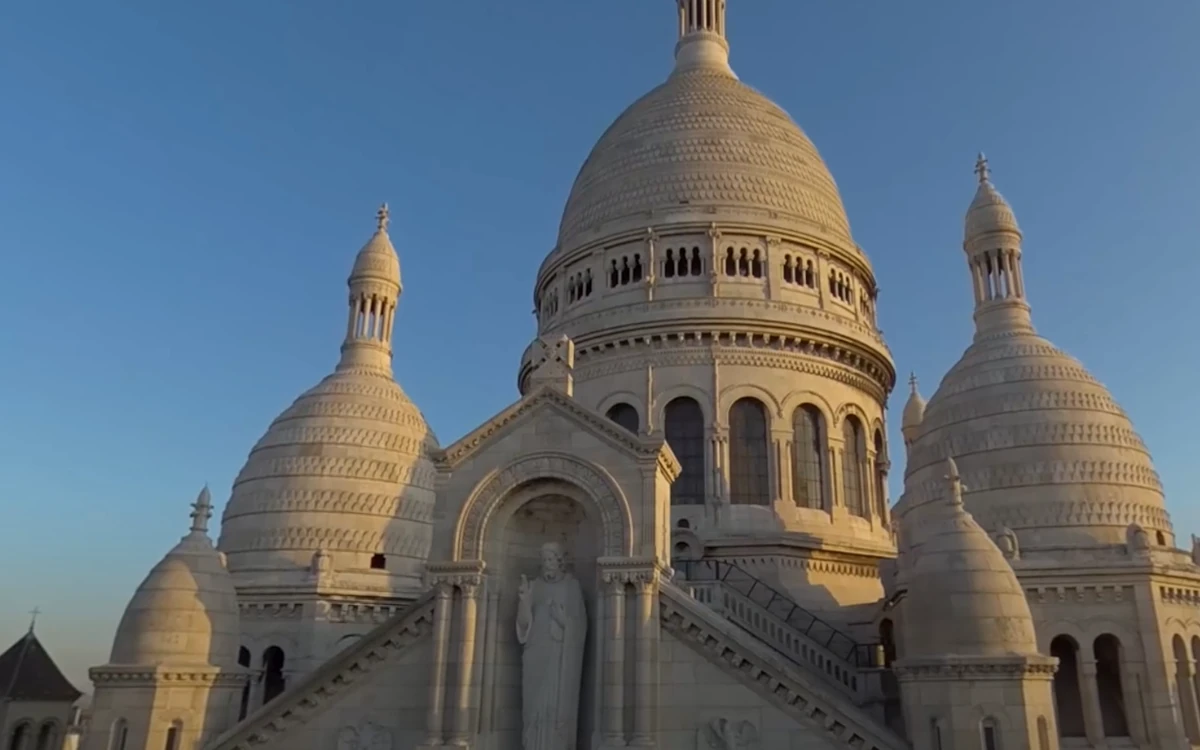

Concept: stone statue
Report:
left=995, top=526, right=1020, bottom=561
left=699, top=717, right=760, bottom=749
left=515, top=541, right=587, bottom=750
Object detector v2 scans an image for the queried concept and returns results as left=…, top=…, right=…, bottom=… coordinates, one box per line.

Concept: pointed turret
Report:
left=338, top=203, right=403, bottom=373
left=963, top=154, right=1033, bottom=338
left=900, top=373, right=925, bottom=448
left=674, top=0, right=734, bottom=75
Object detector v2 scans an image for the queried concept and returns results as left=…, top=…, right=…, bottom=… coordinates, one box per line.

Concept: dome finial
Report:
left=190, top=485, right=213, bottom=534
left=376, top=202, right=390, bottom=233
left=974, top=152, right=990, bottom=185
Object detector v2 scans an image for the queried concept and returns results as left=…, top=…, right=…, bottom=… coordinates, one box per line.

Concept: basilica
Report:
left=52, top=2, right=1200, bottom=750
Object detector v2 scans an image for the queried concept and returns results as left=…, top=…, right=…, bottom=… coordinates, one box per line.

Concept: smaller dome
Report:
left=349, top=204, right=401, bottom=287
left=964, top=153, right=1020, bottom=244
left=901, top=373, right=925, bottom=433
left=903, top=459, right=1038, bottom=659
left=110, top=488, right=240, bottom=670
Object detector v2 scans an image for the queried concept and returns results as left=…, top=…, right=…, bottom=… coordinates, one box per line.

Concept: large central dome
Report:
left=556, top=42, right=853, bottom=254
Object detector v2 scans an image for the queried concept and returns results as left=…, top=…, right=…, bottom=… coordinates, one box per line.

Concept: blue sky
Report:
left=1, top=0, right=1197, bottom=689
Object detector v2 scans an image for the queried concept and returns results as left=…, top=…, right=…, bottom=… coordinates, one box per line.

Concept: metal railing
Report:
left=672, top=559, right=881, bottom=668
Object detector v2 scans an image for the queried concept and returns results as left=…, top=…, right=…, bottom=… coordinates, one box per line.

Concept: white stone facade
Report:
left=77, top=2, right=1200, bottom=750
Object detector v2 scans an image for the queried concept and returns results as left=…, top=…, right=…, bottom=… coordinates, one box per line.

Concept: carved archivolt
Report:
left=455, top=453, right=633, bottom=560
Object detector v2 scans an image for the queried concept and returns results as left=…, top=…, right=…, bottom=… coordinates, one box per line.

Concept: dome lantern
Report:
left=674, top=0, right=732, bottom=74
left=963, top=154, right=1033, bottom=339
left=339, top=203, right=403, bottom=374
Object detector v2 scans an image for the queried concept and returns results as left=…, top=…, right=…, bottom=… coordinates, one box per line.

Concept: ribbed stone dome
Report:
left=219, top=367, right=439, bottom=590
left=556, top=65, right=854, bottom=252
left=110, top=490, right=240, bottom=669
left=905, top=331, right=1169, bottom=550
left=903, top=460, right=1039, bottom=659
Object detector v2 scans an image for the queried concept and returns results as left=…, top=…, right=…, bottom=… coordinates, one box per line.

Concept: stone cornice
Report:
left=433, top=386, right=677, bottom=477
left=209, top=592, right=436, bottom=750
left=659, top=584, right=906, bottom=750
left=89, top=666, right=247, bottom=687
left=894, top=655, right=1056, bottom=681
left=571, top=338, right=889, bottom=404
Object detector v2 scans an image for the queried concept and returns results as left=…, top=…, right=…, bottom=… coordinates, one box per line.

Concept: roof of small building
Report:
left=0, top=630, right=82, bottom=703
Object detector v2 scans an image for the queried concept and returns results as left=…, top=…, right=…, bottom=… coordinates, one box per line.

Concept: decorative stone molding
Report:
left=455, top=453, right=633, bottom=560
left=893, top=657, right=1057, bottom=681
left=659, top=584, right=906, bottom=750
left=210, top=594, right=436, bottom=750
left=574, top=343, right=887, bottom=403
left=220, top=489, right=435, bottom=523
left=220, top=526, right=431, bottom=557
left=238, top=602, right=304, bottom=620
left=1028, top=585, right=1133, bottom=605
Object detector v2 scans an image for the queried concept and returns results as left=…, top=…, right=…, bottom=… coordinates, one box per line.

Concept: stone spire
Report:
left=963, top=154, right=1033, bottom=339
left=674, top=0, right=734, bottom=75
left=338, top=203, right=403, bottom=373
left=189, top=485, right=213, bottom=535
left=900, top=373, right=925, bottom=448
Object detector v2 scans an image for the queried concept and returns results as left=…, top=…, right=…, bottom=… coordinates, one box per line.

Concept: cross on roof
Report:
left=974, top=153, right=991, bottom=184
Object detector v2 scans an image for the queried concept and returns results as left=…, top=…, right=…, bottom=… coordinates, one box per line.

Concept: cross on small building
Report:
left=974, top=153, right=990, bottom=184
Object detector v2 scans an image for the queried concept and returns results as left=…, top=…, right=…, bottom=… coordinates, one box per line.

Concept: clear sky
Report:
left=1, top=0, right=1197, bottom=691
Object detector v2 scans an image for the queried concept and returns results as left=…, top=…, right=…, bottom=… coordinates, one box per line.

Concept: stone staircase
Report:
left=672, top=560, right=890, bottom=711
left=659, top=583, right=909, bottom=750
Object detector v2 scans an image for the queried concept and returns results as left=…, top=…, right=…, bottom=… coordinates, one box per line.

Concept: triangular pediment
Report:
left=435, top=386, right=679, bottom=478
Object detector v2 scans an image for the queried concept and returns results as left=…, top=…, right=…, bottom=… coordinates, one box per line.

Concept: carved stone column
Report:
left=450, top=577, right=482, bottom=746
left=1078, top=658, right=1107, bottom=747
left=602, top=571, right=628, bottom=746
left=424, top=581, right=454, bottom=747
left=631, top=570, right=659, bottom=747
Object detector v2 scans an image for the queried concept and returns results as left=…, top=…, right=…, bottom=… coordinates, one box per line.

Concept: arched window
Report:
left=605, top=403, right=640, bottom=434
left=729, top=398, right=770, bottom=505
left=791, top=405, right=826, bottom=510
left=163, top=722, right=182, bottom=750
left=1094, top=634, right=1130, bottom=737
left=1173, top=635, right=1200, bottom=742
left=34, top=722, right=57, bottom=750
left=108, top=720, right=129, bottom=750
left=7, top=723, right=30, bottom=750
left=841, top=416, right=867, bottom=517
left=1050, top=635, right=1086, bottom=737
left=981, top=717, right=1000, bottom=750
left=873, top=429, right=888, bottom=521
left=664, top=397, right=706, bottom=506
left=262, top=646, right=287, bottom=705
left=237, top=646, right=252, bottom=720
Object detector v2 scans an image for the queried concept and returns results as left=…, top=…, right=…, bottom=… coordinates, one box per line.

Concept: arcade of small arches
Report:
left=603, top=395, right=888, bottom=520
left=1047, top=632, right=1136, bottom=741
left=5, top=719, right=61, bottom=750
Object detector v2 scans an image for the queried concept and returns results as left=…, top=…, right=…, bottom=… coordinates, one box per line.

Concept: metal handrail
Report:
left=673, top=559, right=881, bottom=668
